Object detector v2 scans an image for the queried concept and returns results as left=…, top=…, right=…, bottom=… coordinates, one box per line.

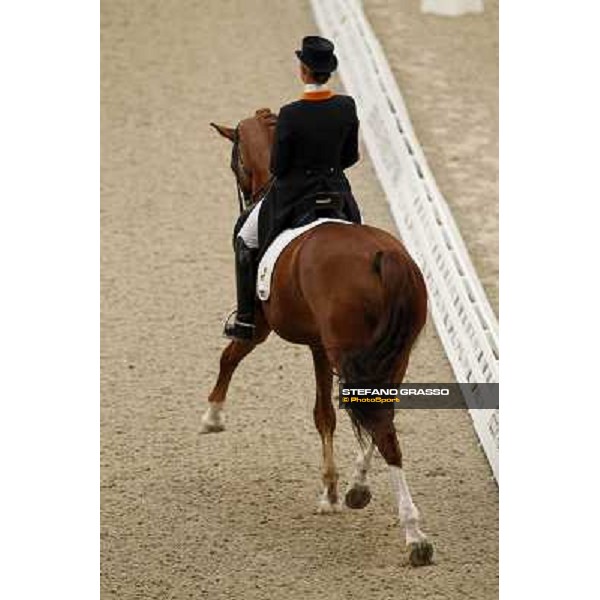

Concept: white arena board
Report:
left=310, top=0, right=499, bottom=482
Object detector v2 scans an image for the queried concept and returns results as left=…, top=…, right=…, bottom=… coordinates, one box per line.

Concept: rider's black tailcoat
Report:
left=257, top=92, right=362, bottom=255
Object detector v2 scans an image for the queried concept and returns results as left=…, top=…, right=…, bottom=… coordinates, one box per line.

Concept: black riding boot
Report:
left=223, top=237, right=258, bottom=341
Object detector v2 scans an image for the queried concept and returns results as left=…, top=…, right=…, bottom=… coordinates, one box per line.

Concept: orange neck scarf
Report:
left=301, top=89, right=334, bottom=101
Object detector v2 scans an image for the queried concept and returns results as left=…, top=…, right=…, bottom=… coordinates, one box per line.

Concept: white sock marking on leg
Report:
left=201, top=402, right=224, bottom=430
left=351, top=442, right=375, bottom=487
left=389, top=465, right=426, bottom=545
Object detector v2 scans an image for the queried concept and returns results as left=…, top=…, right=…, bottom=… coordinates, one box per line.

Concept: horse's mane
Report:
left=254, top=108, right=278, bottom=128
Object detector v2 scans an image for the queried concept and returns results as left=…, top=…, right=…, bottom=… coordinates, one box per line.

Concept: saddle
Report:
left=257, top=217, right=353, bottom=301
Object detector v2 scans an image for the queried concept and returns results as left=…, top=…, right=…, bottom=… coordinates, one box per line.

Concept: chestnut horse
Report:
left=204, top=109, right=433, bottom=566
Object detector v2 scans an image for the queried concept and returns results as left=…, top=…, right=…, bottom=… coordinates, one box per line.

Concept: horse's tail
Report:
left=340, top=250, right=427, bottom=444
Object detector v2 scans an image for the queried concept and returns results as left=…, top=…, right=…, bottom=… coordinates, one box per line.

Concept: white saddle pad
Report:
left=257, top=218, right=352, bottom=301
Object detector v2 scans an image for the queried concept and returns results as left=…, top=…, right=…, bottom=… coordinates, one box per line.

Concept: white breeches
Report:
left=237, top=200, right=263, bottom=249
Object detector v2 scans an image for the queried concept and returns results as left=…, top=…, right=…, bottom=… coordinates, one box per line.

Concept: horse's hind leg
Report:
left=369, top=409, right=433, bottom=566
left=345, top=440, right=375, bottom=509
left=345, top=357, right=408, bottom=509
left=311, top=345, right=340, bottom=513
left=200, top=316, right=270, bottom=433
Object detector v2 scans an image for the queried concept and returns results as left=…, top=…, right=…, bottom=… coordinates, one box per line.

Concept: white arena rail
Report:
left=310, top=0, right=499, bottom=482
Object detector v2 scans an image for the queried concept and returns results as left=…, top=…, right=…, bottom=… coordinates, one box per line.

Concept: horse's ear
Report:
left=210, top=122, right=236, bottom=142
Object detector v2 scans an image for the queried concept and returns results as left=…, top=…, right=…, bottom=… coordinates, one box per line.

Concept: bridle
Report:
left=231, top=125, right=274, bottom=214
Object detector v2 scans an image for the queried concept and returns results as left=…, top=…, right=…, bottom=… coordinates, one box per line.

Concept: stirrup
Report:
left=222, top=310, right=255, bottom=341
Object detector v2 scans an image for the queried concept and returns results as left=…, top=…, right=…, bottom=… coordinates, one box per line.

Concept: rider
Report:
left=224, top=35, right=362, bottom=341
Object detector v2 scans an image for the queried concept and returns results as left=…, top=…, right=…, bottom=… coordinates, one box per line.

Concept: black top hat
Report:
left=295, top=36, right=338, bottom=73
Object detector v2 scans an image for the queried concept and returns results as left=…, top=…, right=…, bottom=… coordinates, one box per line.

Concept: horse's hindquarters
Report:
left=263, top=223, right=427, bottom=372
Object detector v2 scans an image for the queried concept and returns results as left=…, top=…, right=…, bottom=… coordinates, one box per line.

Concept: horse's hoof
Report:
left=344, top=484, right=372, bottom=509
left=316, top=498, right=342, bottom=514
left=200, top=407, right=225, bottom=434
left=407, top=541, right=434, bottom=567
left=199, top=421, right=225, bottom=434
